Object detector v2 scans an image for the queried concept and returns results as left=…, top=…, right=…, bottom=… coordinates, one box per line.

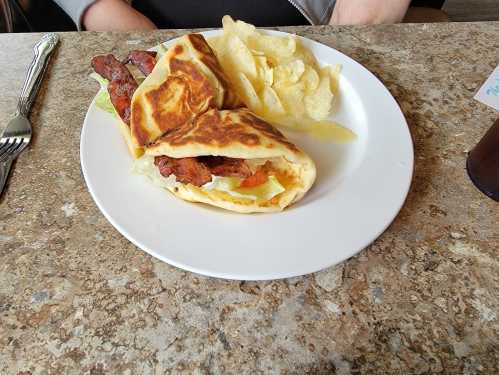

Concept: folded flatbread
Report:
left=133, top=108, right=316, bottom=213
left=131, top=33, right=242, bottom=148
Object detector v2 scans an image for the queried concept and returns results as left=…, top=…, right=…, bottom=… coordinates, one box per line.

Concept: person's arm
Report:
left=82, top=0, right=156, bottom=31
left=330, top=0, right=411, bottom=25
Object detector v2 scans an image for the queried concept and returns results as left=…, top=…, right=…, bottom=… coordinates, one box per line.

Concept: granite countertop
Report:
left=0, top=22, right=498, bottom=374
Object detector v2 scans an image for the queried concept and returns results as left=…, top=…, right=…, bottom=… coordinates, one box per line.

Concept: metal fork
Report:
left=0, top=33, right=58, bottom=196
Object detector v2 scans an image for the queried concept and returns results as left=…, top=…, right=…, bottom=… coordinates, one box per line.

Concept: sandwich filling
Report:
left=133, top=155, right=287, bottom=202
left=91, top=51, right=157, bottom=126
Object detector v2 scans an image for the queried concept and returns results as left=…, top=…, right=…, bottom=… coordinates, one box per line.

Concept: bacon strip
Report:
left=91, top=54, right=135, bottom=82
left=91, top=54, right=138, bottom=125
left=155, top=156, right=212, bottom=187
left=123, top=50, right=157, bottom=76
left=198, top=156, right=252, bottom=178
left=106, top=79, right=137, bottom=126
left=154, top=156, right=261, bottom=187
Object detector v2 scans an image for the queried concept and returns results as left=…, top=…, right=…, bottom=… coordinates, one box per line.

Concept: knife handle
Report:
left=17, top=33, right=59, bottom=117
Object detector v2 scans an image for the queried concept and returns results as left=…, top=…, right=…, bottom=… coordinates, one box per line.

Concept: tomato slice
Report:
left=240, top=170, right=268, bottom=188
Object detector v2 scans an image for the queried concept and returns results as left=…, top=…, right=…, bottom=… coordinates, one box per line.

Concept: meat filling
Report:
left=197, top=156, right=252, bottom=178
left=154, top=156, right=212, bottom=187
left=154, top=156, right=261, bottom=187
left=123, top=50, right=157, bottom=76
left=106, top=78, right=137, bottom=125
left=91, top=54, right=138, bottom=125
left=91, top=51, right=157, bottom=126
left=92, top=54, right=135, bottom=82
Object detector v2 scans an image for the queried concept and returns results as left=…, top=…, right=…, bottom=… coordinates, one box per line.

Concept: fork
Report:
left=0, top=33, right=58, bottom=196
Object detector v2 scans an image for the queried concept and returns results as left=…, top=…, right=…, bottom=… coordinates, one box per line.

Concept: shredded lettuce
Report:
left=95, top=90, right=117, bottom=117
left=90, top=72, right=117, bottom=117
left=90, top=71, right=109, bottom=87
left=133, top=156, right=285, bottom=202
left=234, top=176, right=285, bottom=201
left=132, top=156, right=179, bottom=188
left=202, top=176, right=240, bottom=192
left=203, top=176, right=285, bottom=201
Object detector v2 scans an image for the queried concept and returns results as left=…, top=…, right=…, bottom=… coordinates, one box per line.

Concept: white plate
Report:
left=81, top=30, right=413, bottom=280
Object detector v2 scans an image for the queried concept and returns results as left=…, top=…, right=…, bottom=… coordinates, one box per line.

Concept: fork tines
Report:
left=0, top=138, right=26, bottom=163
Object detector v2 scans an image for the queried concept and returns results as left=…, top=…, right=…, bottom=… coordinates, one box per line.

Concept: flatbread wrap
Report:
left=133, top=108, right=316, bottom=213
left=131, top=33, right=242, bottom=148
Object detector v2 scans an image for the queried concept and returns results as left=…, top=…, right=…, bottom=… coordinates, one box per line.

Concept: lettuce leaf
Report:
left=203, top=175, right=285, bottom=201
left=90, top=72, right=117, bottom=117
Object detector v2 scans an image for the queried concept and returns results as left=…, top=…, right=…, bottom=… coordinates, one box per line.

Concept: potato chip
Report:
left=300, top=65, right=320, bottom=94
left=222, top=15, right=235, bottom=29
left=225, top=34, right=257, bottom=80
left=260, top=85, right=285, bottom=116
left=269, top=116, right=356, bottom=143
left=306, top=120, right=356, bottom=142
left=291, top=39, right=319, bottom=68
left=261, top=114, right=304, bottom=131
left=248, top=35, right=296, bottom=61
left=274, top=81, right=306, bottom=118
left=273, top=59, right=305, bottom=86
left=207, top=36, right=223, bottom=55
left=323, top=64, right=341, bottom=95
left=304, top=70, right=333, bottom=121
left=254, top=56, right=273, bottom=87
left=211, top=16, right=349, bottom=141
left=251, top=49, right=265, bottom=57
left=235, top=72, right=261, bottom=112
left=222, top=15, right=255, bottom=43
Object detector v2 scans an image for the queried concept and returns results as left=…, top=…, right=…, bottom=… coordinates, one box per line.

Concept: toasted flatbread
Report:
left=137, top=108, right=316, bottom=213
left=131, top=34, right=242, bottom=148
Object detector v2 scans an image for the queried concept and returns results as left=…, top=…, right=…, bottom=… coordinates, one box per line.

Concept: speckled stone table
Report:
left=0, top=22, right=498, bottom=374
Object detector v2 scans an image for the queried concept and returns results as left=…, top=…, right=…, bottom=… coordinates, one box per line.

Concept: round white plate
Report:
left=81, top=30, right=413, bottom=280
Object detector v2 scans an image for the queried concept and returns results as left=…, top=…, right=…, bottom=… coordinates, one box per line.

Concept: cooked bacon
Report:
left=91, top=54, right=138, bottom=125
left=107, top=78, right=137, bottom=124
left=154, top=155, right=269, bottom=188
left=123, top=50, right=157, bottom=76
left=91, top=54, right=135, bottom=82
left=198, top=156, right=252, bottom=178
left=154, top=156, right=212, bottom=187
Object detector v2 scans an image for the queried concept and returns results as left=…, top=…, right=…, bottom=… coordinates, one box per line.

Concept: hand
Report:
left=330, top=0, right=411, bottom=25
left=83, top=0, right=156, bottom=31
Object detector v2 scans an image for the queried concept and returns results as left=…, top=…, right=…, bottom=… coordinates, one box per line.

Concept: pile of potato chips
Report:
left=208, top=16, right=354, bottom=141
